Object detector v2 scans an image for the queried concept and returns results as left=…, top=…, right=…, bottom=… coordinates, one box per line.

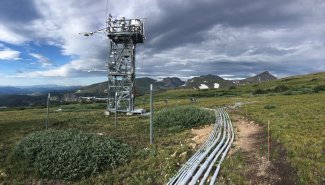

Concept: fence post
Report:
left=150, top=84, right=154, bottom=144
left=115, top=92, right=117, bottom=128
left=45, top=93, right=50, bottom=129
left=268, top=120, right=270, bottom=162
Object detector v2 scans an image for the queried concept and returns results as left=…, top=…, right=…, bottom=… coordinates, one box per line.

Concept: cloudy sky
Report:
left=0, top=0, right=324, bottom=86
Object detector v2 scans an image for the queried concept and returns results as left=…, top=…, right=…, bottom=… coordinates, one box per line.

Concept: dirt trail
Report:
left=235, top=119, right=262, bottom=152
left=231, top=113, right=296, bottom=185
left=188, top=113, right=295, bottom=184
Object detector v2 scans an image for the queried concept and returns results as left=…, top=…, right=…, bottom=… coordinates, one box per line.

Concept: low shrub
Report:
left=282, top=90, right=293, bottom=95
left=310, top=78, right=318, bottom=81
left=296, top=87, right=313, bottom=94
left=274, top=85, right=289, bottom=92
left=253, top=88, right=270, bottom=94
left=313, top=85, right=325, bottom=93
left=11, top=129, right=132, bottom=180
left=154, top=106, right=215, bottom=129
left=281, top=77, right=297, bottom=81
left=264, top=104, right=276, bottom=109
left=283, top=89, right=313, bottom=95
left=254, top=85, right=289, bottom=95
left=219, top=91, right=237, bottom=97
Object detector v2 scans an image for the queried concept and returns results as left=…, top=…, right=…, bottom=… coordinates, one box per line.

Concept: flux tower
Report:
left=106, top=15, right=145, bottom=114
left=82, top=15, right=145, bottom=114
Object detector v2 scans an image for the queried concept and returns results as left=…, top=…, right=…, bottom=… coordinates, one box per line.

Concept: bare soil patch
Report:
left=190, top=124, right=213, bottom=149
left=235, top=118, right=262, bottom=152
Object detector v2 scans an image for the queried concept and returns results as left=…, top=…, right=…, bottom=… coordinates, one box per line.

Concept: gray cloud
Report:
left=138, top=0, right=325, bottom=79
left=0, top=0, right=324, bottom=86
left=0, top=0, right=40, bottom=23
left=146, top=0, right=306, bottom=51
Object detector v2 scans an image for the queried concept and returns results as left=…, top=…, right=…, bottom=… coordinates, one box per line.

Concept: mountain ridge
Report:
left=0, top=71, right=277, bottom=96
left=77, top=71, right=278, bottom=94
left=240, top=71, right=277, bottom=84
left=1, top=71, right=324, bottom=108
left=184, top=74, right=234, bottom=89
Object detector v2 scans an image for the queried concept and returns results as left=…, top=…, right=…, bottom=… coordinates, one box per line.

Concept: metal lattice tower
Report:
left=106, top=15, right=145, bottom=114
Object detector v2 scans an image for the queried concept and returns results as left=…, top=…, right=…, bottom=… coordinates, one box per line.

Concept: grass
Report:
left=239, top=93, right=325, bottom=184
left=217, top=150, right=247, bottom=185
left=0, top=72, right=324, bottom=184
left=0, top=102, right=210, bottom=184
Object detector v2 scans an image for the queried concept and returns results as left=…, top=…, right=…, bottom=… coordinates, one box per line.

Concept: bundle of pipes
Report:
left=167, top=108, right=234, bottom=185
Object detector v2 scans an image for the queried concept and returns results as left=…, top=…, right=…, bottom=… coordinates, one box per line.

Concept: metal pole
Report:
left=115, top=92, right=117, bottom=128
left=45, top=92, right=50, bottom=129
left=245, top=104, right=247, bottom=117
left=150, top=84, right=153, bottom=144
left=268, top=120, right=270, bottom=161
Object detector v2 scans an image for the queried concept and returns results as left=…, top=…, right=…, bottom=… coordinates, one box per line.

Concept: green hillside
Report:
left=76, top=77, right=169, bottom=96
left=149, top=72, right=325, bottom=100
left=0, top=72, right=324, bottom=184
left=76, top=81, right=107, bottom=96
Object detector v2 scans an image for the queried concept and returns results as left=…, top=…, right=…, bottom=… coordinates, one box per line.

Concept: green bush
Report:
left=313, top=85, right=325, bottom=93
left=296, top=87, right=313, bottom=94
left=282, top=90, right=293, bottom=95
left=264, top=104, right=276, bottom=109
left=11, top=129, right=132, bottom=180
left=310, top=78, right=317, bottom=81
left=254, top=85, right=290, bottom=95
left=253, top=88, right=271, bottom=94
left=274, top=85, right=289, bottom=92
left=154, top=106, right=215, bottom=129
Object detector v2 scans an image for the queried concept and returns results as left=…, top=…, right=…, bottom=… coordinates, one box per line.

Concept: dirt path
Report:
left=188, top=115, right=279, bottom=184
left=231, top=113, right=296, bottom=185
left=188, top=112, right=295, bottom=184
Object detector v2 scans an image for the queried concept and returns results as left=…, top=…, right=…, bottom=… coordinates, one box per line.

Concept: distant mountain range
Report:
left=184, top=74, right=234, bottom=89
left=0, top=71, right=277, bottom=96
left=0, top=85, right=82, bottom=107
left=76, top=77, right=185, bottom=96
left=77, top=71, right=277, bottom=94
left=0, top=85, right=81, bottom=95
left=180, top=71, right=277, bottom=89
left=0, top=71, right=277, bottom=107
